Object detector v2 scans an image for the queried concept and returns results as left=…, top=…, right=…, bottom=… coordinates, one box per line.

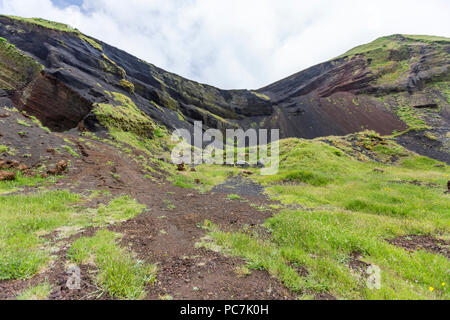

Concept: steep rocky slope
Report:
left=256, top=34, right=449, bottom=161
left=0, top=16, right=448, bottom=161
left=0, top=15, right=272, bottom=135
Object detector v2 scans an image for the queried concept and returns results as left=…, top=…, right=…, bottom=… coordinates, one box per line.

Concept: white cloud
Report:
left=1, top=0, right=449, bottom=89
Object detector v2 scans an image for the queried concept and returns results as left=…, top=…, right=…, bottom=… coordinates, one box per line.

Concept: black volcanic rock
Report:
left=0, top=15, right=273, bottom=134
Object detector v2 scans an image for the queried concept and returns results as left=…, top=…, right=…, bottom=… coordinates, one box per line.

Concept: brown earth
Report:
left=0, top=107, right=295, bottom=300
left=387, top=235, right=449, bottom=259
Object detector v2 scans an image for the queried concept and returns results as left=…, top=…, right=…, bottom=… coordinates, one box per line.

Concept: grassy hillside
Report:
left=189, top=133, right=449, bottom=300
left=0, top=15, right=449, bottom=300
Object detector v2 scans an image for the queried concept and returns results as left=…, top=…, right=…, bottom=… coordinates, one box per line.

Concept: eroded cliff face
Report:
left=254, top=35, right=449, bottom=161
left=0, top=16, right=448, bottom=161
left=256, top=35, right=449, bottom=139
left=0, top=15, right=273, bottom=135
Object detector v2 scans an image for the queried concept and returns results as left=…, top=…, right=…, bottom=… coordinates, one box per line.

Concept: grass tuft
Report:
left=68, top=230, right=157, bottom=300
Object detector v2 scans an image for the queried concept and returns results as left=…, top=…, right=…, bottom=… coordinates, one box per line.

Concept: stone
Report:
left=236, top=160, right=250, bottom=168
left=56, top=160, right=68, bottom=172
left=48, top=160, right=68, bottom=175
left=47, top=168, right=58, bottom=176
left=0, top=170, right=16, bottom=181
left=255, top=160, right=266, bottom=168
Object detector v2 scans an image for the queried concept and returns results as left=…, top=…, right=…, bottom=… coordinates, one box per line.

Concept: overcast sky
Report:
left=1, top=0, right=449, bottom=89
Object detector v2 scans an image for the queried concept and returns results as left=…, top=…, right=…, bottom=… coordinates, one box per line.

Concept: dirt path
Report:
left=0, top=133, right=292, bottom=300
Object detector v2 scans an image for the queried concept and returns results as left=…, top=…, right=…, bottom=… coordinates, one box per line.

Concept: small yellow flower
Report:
left=442, top=282, right=446, bottom=287
left=429, top=287, right=434, bottom=292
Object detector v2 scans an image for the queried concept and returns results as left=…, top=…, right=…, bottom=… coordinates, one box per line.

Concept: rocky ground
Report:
left=1, top=106, right=449, bottom=300
left=0, top=107, right=296, bottom=300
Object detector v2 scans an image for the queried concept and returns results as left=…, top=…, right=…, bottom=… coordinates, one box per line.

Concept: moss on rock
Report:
left=0, top=36, right=43, bottom=91
left=119, top=79, right=135, bottom=95
left=93, top=92, right=154, bottom=138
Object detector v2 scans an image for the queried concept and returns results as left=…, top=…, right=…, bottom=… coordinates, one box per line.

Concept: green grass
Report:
left=16, top=119, right=32, bottom=127
left=0, top=144, right=9, bottom=154
left=227, top=194, right=242, bottom=200
left=402, top=35, right=450, bottom=43
left=337, top=34, right=449, bottom=90
left=91, top=91, right=175, bottom=178
left=119, top=79, right=135, bottom=95
left=0, top=171, right=58, bottom=195
left=68, top=230, right=157, bottom=300
left=394, top=105, right=430, bottom=131
left=94, top=92, right=154, bottom=138
left=79, top=34, right=103, bottom=51
left=340, top=34, right=449, bottom=59
left=0, top=168, right=146, bottom=280
left=0, top=190, right=80, bottom=280
left=171, top=164, right=241, bottom=192
left=17, top=282, right=52, bottom=300
left=63, top=145, right=80, bottom=158
left=29, top=115, right=51, bottom=133
left=5, top=16, right=76, bottom=32
left=92, top=196, right=146, bottom=225
left=251, top=91, right=271, bottom=101
left=0, top=34, right=43, bottom=91
left=199, top=135, right=449, bottom=300
left=4, top=16, right=103, bottom=52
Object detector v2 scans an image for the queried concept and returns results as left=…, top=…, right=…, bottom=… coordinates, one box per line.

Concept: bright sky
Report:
left=1, top=0, right=449, bottom=89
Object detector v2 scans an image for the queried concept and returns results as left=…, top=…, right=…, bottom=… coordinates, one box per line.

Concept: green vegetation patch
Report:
left=227, top=194, right=241, bottom=200
left=0, top=144, right=9, bottom=154
left=337, top=34, right=449, bottom=88
left=394, top=105, right=430, bottom=132
left=0, top=169, right=146, bottom=280
left=0, top=171, right=58, bottom=195
left=90, top=195, right=146, bottom=225
left=171, top=164, right=241, bottom=192
left=93, top=92, right=154, bottom=137
left=29, top=115, right=51, bottom=133
left=5, top=16, right=76, bottom=32
left=0, top=190, right=80, bottom=280
left=79, top=34, right=103, bottom=51
left=17, top=282, right=52, bottom=300
left=68, top=230, right=157, bottom=300
left=340, top=34, right=449, bottom=60
left=119, top=79, right=135, bottom=95
left=63, top=145, right=80, bottom=158
left=4, top=16, right=103, bottom=52
left=251, top=91, right=271, bottom=101
left=100, top=53, right=126, bottom=78
left=0, top=35, right=43, bottom=91
left=198, top=136, right=449, bottom=299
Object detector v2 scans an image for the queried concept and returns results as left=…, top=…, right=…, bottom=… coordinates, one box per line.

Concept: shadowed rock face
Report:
left=0, top=16, right=448, bottom=154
